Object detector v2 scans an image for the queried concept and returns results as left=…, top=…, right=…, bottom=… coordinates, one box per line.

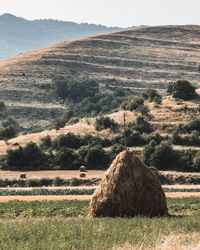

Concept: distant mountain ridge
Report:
left=0, top=13, right=140, bottom=60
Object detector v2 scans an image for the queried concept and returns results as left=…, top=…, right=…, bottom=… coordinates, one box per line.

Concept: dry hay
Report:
left=89, top=150, right=168, bottom=217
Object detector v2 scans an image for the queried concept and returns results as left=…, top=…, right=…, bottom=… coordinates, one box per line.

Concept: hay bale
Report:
left=20, top=173, right=26, bottom=179
left=79, top=166, right=86, bottom=172
left=89, top=150, right=168, bottom=217
left=80, top=173, right=86, bottom=178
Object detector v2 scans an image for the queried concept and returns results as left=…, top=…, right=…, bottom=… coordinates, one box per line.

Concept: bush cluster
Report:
left=142, top=88, right=162, bottom=104
left=121, top=96, right=149, bottom=115
left=172, top=130, right=200, bottom=146
left=142, top=140, right=200, bottom=172
left=53, top=76, right=128, bottom=117
left=0, top=126, right=17, bottom=140
left=0, top=177, right=100, bottom=188
left=167, top=80, right=196, bottom=100
left=95, top=116, right=118, bottom=131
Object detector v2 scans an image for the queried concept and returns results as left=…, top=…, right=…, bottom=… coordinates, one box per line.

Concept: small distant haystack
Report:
left=79, top=166, right=86, bottom=172
left=89, top=150, right=168, bottom=217
left=20, top=173, right=26, bottom=179
left=80, top=173, right=86, bottom=178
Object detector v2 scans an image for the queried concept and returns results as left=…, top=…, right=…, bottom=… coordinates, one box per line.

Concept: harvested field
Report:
left=166, top=192, right=200, bottom=198
left=0, top=192, right=200, bottom=202
left=0, top=195, right=92, bottom=202
left=0, top=170, right=105, bottom=180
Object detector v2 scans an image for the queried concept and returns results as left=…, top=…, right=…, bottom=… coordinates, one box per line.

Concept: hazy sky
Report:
left=1, top=0, right=200, bottom=27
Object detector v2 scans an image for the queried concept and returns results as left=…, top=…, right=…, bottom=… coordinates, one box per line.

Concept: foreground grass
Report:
left=0, top=215, right=200, bottom=249
left=0, top=198, right=200, bottom=249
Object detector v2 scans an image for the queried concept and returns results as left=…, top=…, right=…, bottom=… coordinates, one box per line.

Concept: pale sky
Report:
left=1, top=0, right=200, bottom=27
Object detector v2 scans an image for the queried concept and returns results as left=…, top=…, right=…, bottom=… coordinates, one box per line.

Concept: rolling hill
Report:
left=0, top=13, right=125, bottom=60
left=0, top=25, right=200, bottom=132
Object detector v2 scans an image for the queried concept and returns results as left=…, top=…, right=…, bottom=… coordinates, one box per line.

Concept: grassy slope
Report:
left=0, top=25, right=200, bottom=131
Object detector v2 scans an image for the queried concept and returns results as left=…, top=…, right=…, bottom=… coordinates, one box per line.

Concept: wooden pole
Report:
left=123, top=113, right=127, bottom=150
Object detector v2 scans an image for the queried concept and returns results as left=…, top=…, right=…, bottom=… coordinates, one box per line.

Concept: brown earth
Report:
left=0, top=25, right=200, bottom=131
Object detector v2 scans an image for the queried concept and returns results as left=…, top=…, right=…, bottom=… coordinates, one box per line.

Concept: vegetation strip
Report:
left=0, top=188, right=95, bottom=196
left=0, top=187, right=199, bottom=196
left=163, top=188, right=200, bottom=193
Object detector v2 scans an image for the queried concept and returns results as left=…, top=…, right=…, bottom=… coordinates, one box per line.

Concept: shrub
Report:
left=142, top=141, right=178, bottom=170
left=121, top=96, right=149, bottom=115
left=2, top=118, right=18, bottom=128
left=40, top=135, right=52, bottom=150
left=121, top=96, right=144, bottom=111
left=128, top=116, right=153, bottom=134
left=52, top=110, right=74, bottom=130
left=26, top=179, right=41, bottom=187
left=0, top=126, right=17, bottom=140
left=184, top=118, right=200, bottom=133
left=193, top=152, right=200, bottom=171
left=1, top=142, right=48, bottom=171
left=151, top=142, right=178, bottom=170
left=142, top=88, right=162, bottom=104
left=0, top=101, right=5, bottom=111
left=168, top=80, right=196, bottom=100
left=95, top=116, right=118, bottom=131
left=176, top=149, right=199, bottom=172
left=69, top=177, right=81, bottom=186
left=172, top=131, right=200, bottom=146
left=110, top=144, right=125, bottom=159
left=52, top=133, right=81, bottom=150
left=53, top=177, right=64, bottom=186
left=53, top=76, right=99, bottom=102
left=54, top=148, right=79, bottom=170
left=126, top=130, right=145, bottom=146
left=85, top=146, right=111, bottom=169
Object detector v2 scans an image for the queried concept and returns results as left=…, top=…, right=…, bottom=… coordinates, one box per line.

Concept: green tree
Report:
left=142, top=88, right=162, bottom=104
left=168, top=80, right=196, bottom=100
left=95, top=116, right=118, bottom=131
left=0, top=126, right=17, bottom=141
left=54, top=148, right=79, bottom=170
left=2, top=142, right=48, bottom=171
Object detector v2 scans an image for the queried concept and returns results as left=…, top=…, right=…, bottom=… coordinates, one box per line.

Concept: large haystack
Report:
left=89, top=150, right=168, bottom=217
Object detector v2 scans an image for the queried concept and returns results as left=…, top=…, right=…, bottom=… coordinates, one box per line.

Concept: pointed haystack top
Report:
left=89, top=150, right=168, bottom=217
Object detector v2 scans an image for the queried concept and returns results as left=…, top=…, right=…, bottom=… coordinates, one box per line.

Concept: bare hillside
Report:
left=0, top=25, right=200, bottom=131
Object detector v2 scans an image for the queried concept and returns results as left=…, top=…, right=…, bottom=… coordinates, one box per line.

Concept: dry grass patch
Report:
left=115, top=233, right=200, bottom=250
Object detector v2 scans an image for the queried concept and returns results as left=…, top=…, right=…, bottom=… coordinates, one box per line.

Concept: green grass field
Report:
left=0, top=198, right=200, bottom=249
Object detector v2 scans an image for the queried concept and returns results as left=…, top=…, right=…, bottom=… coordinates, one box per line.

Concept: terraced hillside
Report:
left=1, top=91, right=200, bottom=155
left=0, top=25, right=200, bottom=131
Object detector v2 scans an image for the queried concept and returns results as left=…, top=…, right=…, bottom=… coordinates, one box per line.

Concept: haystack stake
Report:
left=123, top=113, right=127, bottom=150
